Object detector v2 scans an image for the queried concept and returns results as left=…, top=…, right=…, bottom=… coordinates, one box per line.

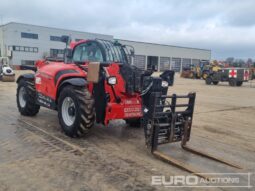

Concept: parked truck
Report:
left=205, top=67, right=249, bottom=86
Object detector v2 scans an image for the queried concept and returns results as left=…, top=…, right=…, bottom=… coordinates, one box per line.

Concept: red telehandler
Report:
left=17, top=37, right=240, bottom=178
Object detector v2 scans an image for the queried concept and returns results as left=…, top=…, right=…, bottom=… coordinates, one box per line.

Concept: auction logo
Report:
left=151, top=173, right=252, bottom=188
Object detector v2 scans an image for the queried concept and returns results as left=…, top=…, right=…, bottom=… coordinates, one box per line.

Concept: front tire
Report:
left=205, top=77, right=212, bottom=85
left=58, top=86, right=95, bottom=137
left=16, top=79, right=40, bottom=116
left=213, top=81, right=219, bottom=85
left=229, top=78, right=237, bottom=86
left=126, top=118, right=141, bottom=127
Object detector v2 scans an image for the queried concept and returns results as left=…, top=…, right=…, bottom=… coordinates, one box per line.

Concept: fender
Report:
left=59, top=77, right=87, bottom=88
left=16, top=74, right=35, bottom=83
left=57, top=77, right=88, bottom=99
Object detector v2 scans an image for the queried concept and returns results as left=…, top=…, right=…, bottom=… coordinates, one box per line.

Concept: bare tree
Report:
left=225, top=57, right=234, bottom=64
left=247, top=58, right=253, bottom=67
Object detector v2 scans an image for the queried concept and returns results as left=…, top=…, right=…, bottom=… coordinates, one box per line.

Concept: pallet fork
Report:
left=143, top=92, right=241, bottom=179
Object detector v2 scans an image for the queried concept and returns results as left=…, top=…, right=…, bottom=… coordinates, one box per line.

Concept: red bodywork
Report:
left=34, top=41, right=143, bottom=125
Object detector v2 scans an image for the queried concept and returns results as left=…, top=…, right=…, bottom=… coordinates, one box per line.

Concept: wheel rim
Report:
left=19, top=87, right=26, bottom=108
left=61, top=97, right=76, bottom=126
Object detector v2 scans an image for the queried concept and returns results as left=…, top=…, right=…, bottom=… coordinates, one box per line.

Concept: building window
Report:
left=21, top=32, right=38, bottom=39
left=24, top=47, right=29, bottom=52
left=75, top=39, right=83, bottom=42
left=21, top=60, right=35, bottom=65
left=12, top=45, right=38, bottom=53
left=33, top=47, right=38, bottom=52
left=50, top=36, right=62, bottom=41
left=15, top=46, right=20, bottom=51
left=50, top=48, right=64, bottom=57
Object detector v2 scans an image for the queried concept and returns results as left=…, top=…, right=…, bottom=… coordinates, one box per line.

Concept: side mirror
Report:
left=64, top=48, right=72, bottom=58
left=130, top=49, right=135, bottom=57
left=64, top=48, right=72, bottom=63
left=61, top=35, right=70, bottom=44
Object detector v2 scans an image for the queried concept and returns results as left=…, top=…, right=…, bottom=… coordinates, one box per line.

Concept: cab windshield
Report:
left=73, top=42, right=104, bottom=63
left=72, top=40, right=131, bottom=64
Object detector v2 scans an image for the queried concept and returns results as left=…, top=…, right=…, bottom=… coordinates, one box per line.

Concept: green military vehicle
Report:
left=205, top=68, right=249, bottom=86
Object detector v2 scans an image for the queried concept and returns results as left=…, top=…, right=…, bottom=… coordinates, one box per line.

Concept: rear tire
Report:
left=205, top=77, right=212, bottom=85
left=229, top=78, right=237, bottom=86
left=58, top=85, right=95, bottom=137
left=236, top=81, right=243, bottom=86
left=126, top=118, right=141, bottom=127
left=213, top=81, right=219, bottom=85
left=16, top=79, right=40, bottom=116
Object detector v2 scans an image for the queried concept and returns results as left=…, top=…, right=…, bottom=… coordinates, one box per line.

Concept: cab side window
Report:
left=72, top=42, right=103, bottom=63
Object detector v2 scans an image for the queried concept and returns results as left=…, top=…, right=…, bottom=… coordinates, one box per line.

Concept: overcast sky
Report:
left=0, top=0, right=255, bottom=59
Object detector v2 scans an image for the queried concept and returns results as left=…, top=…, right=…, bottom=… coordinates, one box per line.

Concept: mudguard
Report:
left=55, top=78, right=88, bottom=104
left=16, top=74, right=35, bottom=83
left=58, top=78, right=87, bottom=88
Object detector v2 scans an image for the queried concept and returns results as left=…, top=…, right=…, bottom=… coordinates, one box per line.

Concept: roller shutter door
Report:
left=134, top=55, right=146, bottom=69
left=171, top=57, right=181, bottom=72
left=160, top=57, right=170, bottom=71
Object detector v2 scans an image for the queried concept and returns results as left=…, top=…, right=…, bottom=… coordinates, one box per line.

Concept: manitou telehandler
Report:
left=17, top=37, right=240, bottom=178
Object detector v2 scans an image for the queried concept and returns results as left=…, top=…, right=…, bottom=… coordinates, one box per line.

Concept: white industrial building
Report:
left=0, top=22, right=211, bottom=72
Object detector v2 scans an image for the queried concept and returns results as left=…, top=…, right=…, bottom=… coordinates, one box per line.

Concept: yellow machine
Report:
left=202, top=61, right=222, bottom=79
left=180, top=65, right=201, bottom=79
left=181, top=60, right=222, bottom=80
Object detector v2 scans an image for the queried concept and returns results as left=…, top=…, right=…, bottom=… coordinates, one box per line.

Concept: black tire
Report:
left=229, top=78, right=237, bottom=86
left=205, top=77, right=212, bottom=85
left=126, top=118, right=141, bottom=127
left=58, top=85, right=95, bottom=137
left=16, top=79, right=40, bottom=116
left=213, top=81, right=219, bottom=85
left=236, top=81, right=243, bottom=86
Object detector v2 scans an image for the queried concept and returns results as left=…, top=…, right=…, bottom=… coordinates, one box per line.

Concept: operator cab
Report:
left=64, top=39, right=133, bottom=66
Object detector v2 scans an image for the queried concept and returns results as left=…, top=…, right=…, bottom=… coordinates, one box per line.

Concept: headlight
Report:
left=161, top=81, right=168, bottom=87
left=108, top=76, right=117, bottom=85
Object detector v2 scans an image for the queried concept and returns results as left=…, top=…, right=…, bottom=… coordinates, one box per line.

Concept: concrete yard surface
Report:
left=0, top=71, right=254, bottom=191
